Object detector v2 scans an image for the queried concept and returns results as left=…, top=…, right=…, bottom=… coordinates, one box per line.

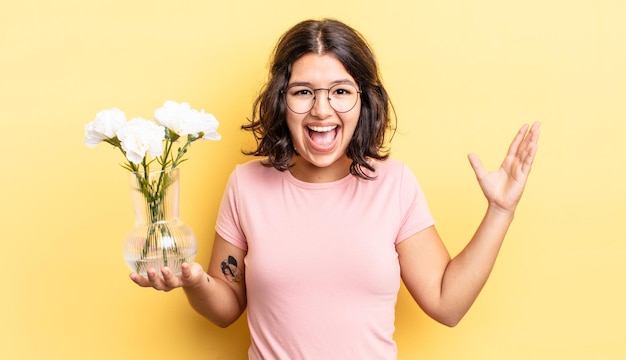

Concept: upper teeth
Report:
left=308, top=125, right=337, bottom=132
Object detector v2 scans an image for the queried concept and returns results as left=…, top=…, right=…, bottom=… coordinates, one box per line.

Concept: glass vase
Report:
left=123, top=168, right=197, bottom=278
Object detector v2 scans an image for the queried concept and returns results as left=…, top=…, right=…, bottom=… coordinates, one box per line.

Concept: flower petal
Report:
left=84, top=108, right=127, bottom=148
left=116, top=118, right=165, bottom=164
left=153, top=101, right=220, bottom=139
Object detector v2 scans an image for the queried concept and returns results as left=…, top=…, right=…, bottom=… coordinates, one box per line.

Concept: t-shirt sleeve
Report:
left=396, top=164, right=435, bottom=244
left=215, top=168, right=249, bottom=251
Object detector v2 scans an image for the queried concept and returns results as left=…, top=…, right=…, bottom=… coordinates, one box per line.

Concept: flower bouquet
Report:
left=84, top=101, right=220, bottom=277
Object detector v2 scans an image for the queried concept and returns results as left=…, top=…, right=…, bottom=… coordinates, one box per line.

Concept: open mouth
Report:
left=307, top=125, right=338, bottom=150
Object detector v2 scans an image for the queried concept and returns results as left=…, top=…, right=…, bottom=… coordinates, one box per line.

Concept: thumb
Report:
left=181, top=262, right=209, bottom=288
left=181, top=262, right=199, bottom=284
left=181, top=262, right=193, bottom=279
left=468, top=153, right=487, bottom=179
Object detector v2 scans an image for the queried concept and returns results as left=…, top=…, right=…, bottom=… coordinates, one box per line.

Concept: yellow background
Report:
left=1, top=0, right=625, bottom=359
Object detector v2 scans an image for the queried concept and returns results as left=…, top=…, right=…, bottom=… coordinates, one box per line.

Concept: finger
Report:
left=521, top=143, right=539, bottom=174
left=181, top=262, right=198, bottom=287
left=518, top=122, right=541, bottom=155
left=517, top=123, right=541, bottom=174
left=146, top=268, right=169, bottom=290
left=182, top=262, right=210, bottom=287
left=507, top=123, right=531, bottom=158
left=161, top=267, right=182, bottom=289
left=181, top=262, right=193, bottom=281
left=468, top=153, right=487, bottom=179
left=129, top=272, right=152, bottom=287
left=527, top=122, right=541, bottom=145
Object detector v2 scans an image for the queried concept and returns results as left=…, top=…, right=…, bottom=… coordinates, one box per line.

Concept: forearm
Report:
left=438, top=206, right=514, bottom=325
left=183, top=275, right=246, bottom=328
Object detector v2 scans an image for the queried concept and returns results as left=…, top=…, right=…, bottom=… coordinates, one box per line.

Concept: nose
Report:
left=310, top=88, right=332, bottom=117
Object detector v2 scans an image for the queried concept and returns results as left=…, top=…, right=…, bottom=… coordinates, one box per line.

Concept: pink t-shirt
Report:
left=216, top=158, right=434, bottom=359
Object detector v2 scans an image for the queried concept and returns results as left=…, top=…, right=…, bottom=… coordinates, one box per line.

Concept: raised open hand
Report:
left=468, top=122, right=541, bottom=214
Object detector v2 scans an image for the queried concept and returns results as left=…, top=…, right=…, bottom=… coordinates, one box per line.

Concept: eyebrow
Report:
left=287, top=79, right=357, bottom=88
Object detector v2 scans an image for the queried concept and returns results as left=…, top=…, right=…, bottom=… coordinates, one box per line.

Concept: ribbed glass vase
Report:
left=123, top=168, right=197, bottom=278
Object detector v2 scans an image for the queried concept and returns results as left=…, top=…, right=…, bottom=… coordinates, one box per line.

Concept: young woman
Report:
left=131, top=19, right=541, bottom=359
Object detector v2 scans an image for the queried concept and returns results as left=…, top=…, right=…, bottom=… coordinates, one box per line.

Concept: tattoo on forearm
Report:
left=221, top=255, right=243, bottom=283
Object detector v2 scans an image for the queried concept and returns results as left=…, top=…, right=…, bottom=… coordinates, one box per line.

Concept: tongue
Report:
left=309, top=128, right=336, bottom=147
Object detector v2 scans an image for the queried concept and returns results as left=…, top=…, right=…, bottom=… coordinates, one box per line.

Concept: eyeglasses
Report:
left=282, top=83, right=361, bottom=114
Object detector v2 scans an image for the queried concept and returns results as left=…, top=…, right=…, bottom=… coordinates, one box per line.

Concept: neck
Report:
left=289, top=156, right=352, bottom=183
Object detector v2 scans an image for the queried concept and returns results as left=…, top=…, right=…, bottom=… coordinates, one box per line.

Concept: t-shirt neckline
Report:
left=282, top=168, right=357, bottom=189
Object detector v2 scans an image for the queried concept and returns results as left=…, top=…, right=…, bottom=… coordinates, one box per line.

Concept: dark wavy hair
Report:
left=242, top=19, right=395, bottom=180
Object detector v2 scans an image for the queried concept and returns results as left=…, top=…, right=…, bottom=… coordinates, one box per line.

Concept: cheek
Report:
left=344, top=111, right=361, bottom=135
left=286, top=114, right=304, bottom=139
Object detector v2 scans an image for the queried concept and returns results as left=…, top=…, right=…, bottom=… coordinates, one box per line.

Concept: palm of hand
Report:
left=130, top=261, right=208, bottom=292
left=468, top=122, right=541, bottom=213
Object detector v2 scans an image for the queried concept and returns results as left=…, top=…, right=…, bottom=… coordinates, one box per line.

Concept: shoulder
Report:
left=231, top=158, right=284, bottom=186
left=235, top=158, right=266, bottom=171
left=367, top=157, right=413, bottom=180
left=364, top=158, right=426, bottom=197
left=233, top=159, right=273, bottom=175
left=371, top=157, right=406, bottom=171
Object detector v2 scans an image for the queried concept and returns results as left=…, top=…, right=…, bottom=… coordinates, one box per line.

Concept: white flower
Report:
left=116, top=118, right=166, bottom=164
left=154, top=101, right=221, bottom=140
left=198, top=111, right=222, bottom=140
left=84, top=108, right=127, bottom=148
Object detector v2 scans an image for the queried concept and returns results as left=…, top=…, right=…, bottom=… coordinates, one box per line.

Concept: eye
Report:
left=288, top=86, right=314, bottom=96
left=331, top=85, right=356, bottom=96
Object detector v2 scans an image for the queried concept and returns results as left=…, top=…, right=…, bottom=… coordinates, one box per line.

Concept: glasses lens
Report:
left=285, top=86, right=315, bottom=114
left=284, top=84, right=360, bottom=114
left=328, top=84, right=359, bottom=113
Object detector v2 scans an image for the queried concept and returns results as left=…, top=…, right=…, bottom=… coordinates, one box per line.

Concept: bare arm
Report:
left=130, top=233, right=247, bottom=328
left=398, top=122, right=540, bottom=327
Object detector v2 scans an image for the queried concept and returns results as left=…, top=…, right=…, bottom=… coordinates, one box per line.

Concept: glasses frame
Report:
left=281, top=83, right=362, bottom=114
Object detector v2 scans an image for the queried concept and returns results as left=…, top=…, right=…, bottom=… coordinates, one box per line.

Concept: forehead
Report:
left=289, top=53, right=356, bottom=86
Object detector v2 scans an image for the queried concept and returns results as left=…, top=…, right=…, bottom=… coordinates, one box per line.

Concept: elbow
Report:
left=213, top=319, right=236, bottom=328
left=431, top=311, right=465, bottom=328
left=208, top=310, right=244, bottom=328
left=210, top=304, right=247, bottom=328
left=209, top=313, right=241, bottom=328
left=440, top=317, right=462, bottom=328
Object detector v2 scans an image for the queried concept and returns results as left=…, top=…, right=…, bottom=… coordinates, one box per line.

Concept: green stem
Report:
left=171, top=135, right=196, bottom=169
